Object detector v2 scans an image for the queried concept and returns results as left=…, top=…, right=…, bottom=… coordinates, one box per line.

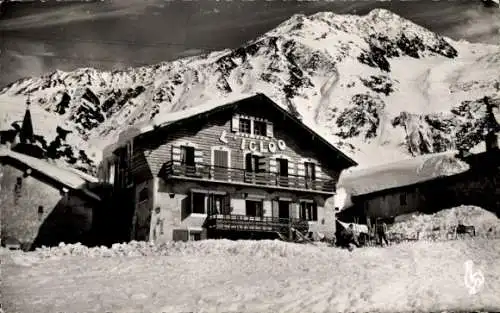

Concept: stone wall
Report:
left=1, top=165, right=95, bottom=250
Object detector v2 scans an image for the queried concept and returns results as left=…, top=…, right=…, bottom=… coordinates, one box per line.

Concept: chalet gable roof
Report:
left=0, top=148, right=100, bottom=201
left=337, top=151, right=470, bottom=198
left=105, top=93, right=357, bottom=168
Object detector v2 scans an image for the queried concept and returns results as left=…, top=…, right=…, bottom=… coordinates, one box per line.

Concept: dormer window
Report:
left=232, top=115, right=273, bottom=137
left=254, top=120, right=267, bottom=136
left=239, top=118, right=251, bottom=134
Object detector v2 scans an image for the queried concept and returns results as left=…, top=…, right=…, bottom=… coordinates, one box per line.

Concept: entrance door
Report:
left=278, top=201, right=290, bottom=219
left=213, top=150, right=229, bottom=180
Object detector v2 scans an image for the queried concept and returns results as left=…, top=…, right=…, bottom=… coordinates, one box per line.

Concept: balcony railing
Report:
left=205, top=214, right=309, bottom=233
left=161, top=161, right=336, bottom=193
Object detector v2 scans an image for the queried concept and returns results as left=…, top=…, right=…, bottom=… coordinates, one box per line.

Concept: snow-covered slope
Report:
left=1, top=8, right=500, bottom=172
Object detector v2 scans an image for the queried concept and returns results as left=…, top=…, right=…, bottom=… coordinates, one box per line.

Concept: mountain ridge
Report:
left=1, top=8, right=499, bottom=173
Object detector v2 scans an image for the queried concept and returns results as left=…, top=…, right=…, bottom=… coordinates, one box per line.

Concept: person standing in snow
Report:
left=376, top=219, right=389, bottom=247
left=342, top=224, right=360, bottom=248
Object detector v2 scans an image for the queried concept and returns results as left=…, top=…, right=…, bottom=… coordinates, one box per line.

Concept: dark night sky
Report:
left=0, top=0, right=499, bottom=88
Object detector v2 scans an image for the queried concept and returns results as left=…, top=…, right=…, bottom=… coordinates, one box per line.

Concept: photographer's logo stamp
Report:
left=464, top=260, right=485, bottom=295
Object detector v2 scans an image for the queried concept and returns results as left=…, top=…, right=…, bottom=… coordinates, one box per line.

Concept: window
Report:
left=245, top=153, right=265, bottom=173
left=138, top=187, right=148, bottom=203
left=190, top=232, right=201, bottom=241
left=208, top=194, right=227, bottom=215
left=38, top=206, right=44, bottom=221
left=400, top=193, right=407, bottom=206
left=239, top=118, right=251, bottom=134
left=180, top=146, right=195, bottom=166
left=254, top=120, right=267, bottom=136
left=192, top=192, right=206, bottom=214
left=304, top=162, right=316, bottom=180
left=300, top=201, right=318, bottom=221
left=246, top=200, right=263, bottom=217
left=277, top=158, right=289, bottom=177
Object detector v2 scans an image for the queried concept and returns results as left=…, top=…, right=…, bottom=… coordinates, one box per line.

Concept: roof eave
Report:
left=256, top=93, right=358, bottom=168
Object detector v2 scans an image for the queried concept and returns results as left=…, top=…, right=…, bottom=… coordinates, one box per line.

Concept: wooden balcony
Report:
left=161, top=161, right=336, bottom=193
left=205, top=214, right=309, bottom=233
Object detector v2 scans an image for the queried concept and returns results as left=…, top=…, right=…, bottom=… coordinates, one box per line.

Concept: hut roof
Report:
left=0, top=148, right=100, bottom=201
left=102, top=93, right=357, bottom=167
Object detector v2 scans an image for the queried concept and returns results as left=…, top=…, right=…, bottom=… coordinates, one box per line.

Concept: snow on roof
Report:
left=65, top=167, right=99, bottom=183
left=337, top=150, right=470, bottom=197
left=139, top=92, right=260, bottom=134
left=0, top=148, right=100, bottom=201
left=102, top=92, right=259, bottom=158
left=103, top=92, right=357, bottom=165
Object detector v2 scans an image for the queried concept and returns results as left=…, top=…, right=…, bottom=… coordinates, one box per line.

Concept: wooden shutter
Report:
left=231, top=116, right=239, bottom=132
left=291, top=203, right=299, bottom=219
left=223, top=194, right=231, bottom=215
left=269, top=158, right=277, bottom=173
left=266, top=122, right=274, bottom=137
left=312, top=202, right=318, bottom=221
left=194, top=149, right=203, bottom=164
left=297, top=162, right=305, bottom=176
left=258, top=156, right=268, bottom=173
left=172, top=145, right=181, bottom=164
left=287, top=161, right=295, bottom=176
left=213, top=150, right=228, bottom=167
left=315, top=165, right=323, bottom=179
left=272, top=200, right=279, bottom=217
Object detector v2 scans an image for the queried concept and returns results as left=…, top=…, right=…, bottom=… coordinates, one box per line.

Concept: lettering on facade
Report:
left=241, top=138, right=286, bottom=152
left=219, top=130, right=228, bottom=144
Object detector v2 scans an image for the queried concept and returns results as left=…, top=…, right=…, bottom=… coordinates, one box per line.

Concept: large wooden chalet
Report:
left=98, top=93, right=357, bottom=242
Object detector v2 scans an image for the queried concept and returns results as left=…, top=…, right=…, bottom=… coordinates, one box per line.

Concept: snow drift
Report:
left=2, top=238, right=500, bottom=313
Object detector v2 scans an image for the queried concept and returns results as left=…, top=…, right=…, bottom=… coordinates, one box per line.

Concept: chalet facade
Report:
left=98, top=93, right=357, bottom=242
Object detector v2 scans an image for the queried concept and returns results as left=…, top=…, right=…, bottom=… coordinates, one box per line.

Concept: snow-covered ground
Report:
left=2, top=239, right=499, bottom=313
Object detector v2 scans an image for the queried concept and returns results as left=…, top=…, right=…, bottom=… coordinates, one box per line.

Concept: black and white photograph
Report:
left=1, top=0, right=500, bottom=312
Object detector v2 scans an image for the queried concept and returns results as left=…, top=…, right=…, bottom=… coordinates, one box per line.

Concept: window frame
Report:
left=245, top=199, right=264, bottom=218
left=304, top=162, right=316, bottom=181
left=253, top=120, right=267, bottom=136
left=180, top=145, right=196, bottom=166
left=300, top=201, right=318, bottom=221
left=191, top=192, right=206, bottom=214
left=239, top=118, right=252, bottom=134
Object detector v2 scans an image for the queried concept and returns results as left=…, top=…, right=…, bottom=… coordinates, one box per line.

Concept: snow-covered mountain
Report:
left=1, top=8, right=499, bottom=173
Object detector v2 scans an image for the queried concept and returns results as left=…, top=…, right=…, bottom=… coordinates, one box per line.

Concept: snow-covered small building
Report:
left=99, top=93, right=357, bottom=243
left=337, top=120, right=500, bottom=224
left=0, top=104, right=110, bottom=250
left=0, top=148, right=102, bottom=250
left=336, top=151, right=470, bottom=224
